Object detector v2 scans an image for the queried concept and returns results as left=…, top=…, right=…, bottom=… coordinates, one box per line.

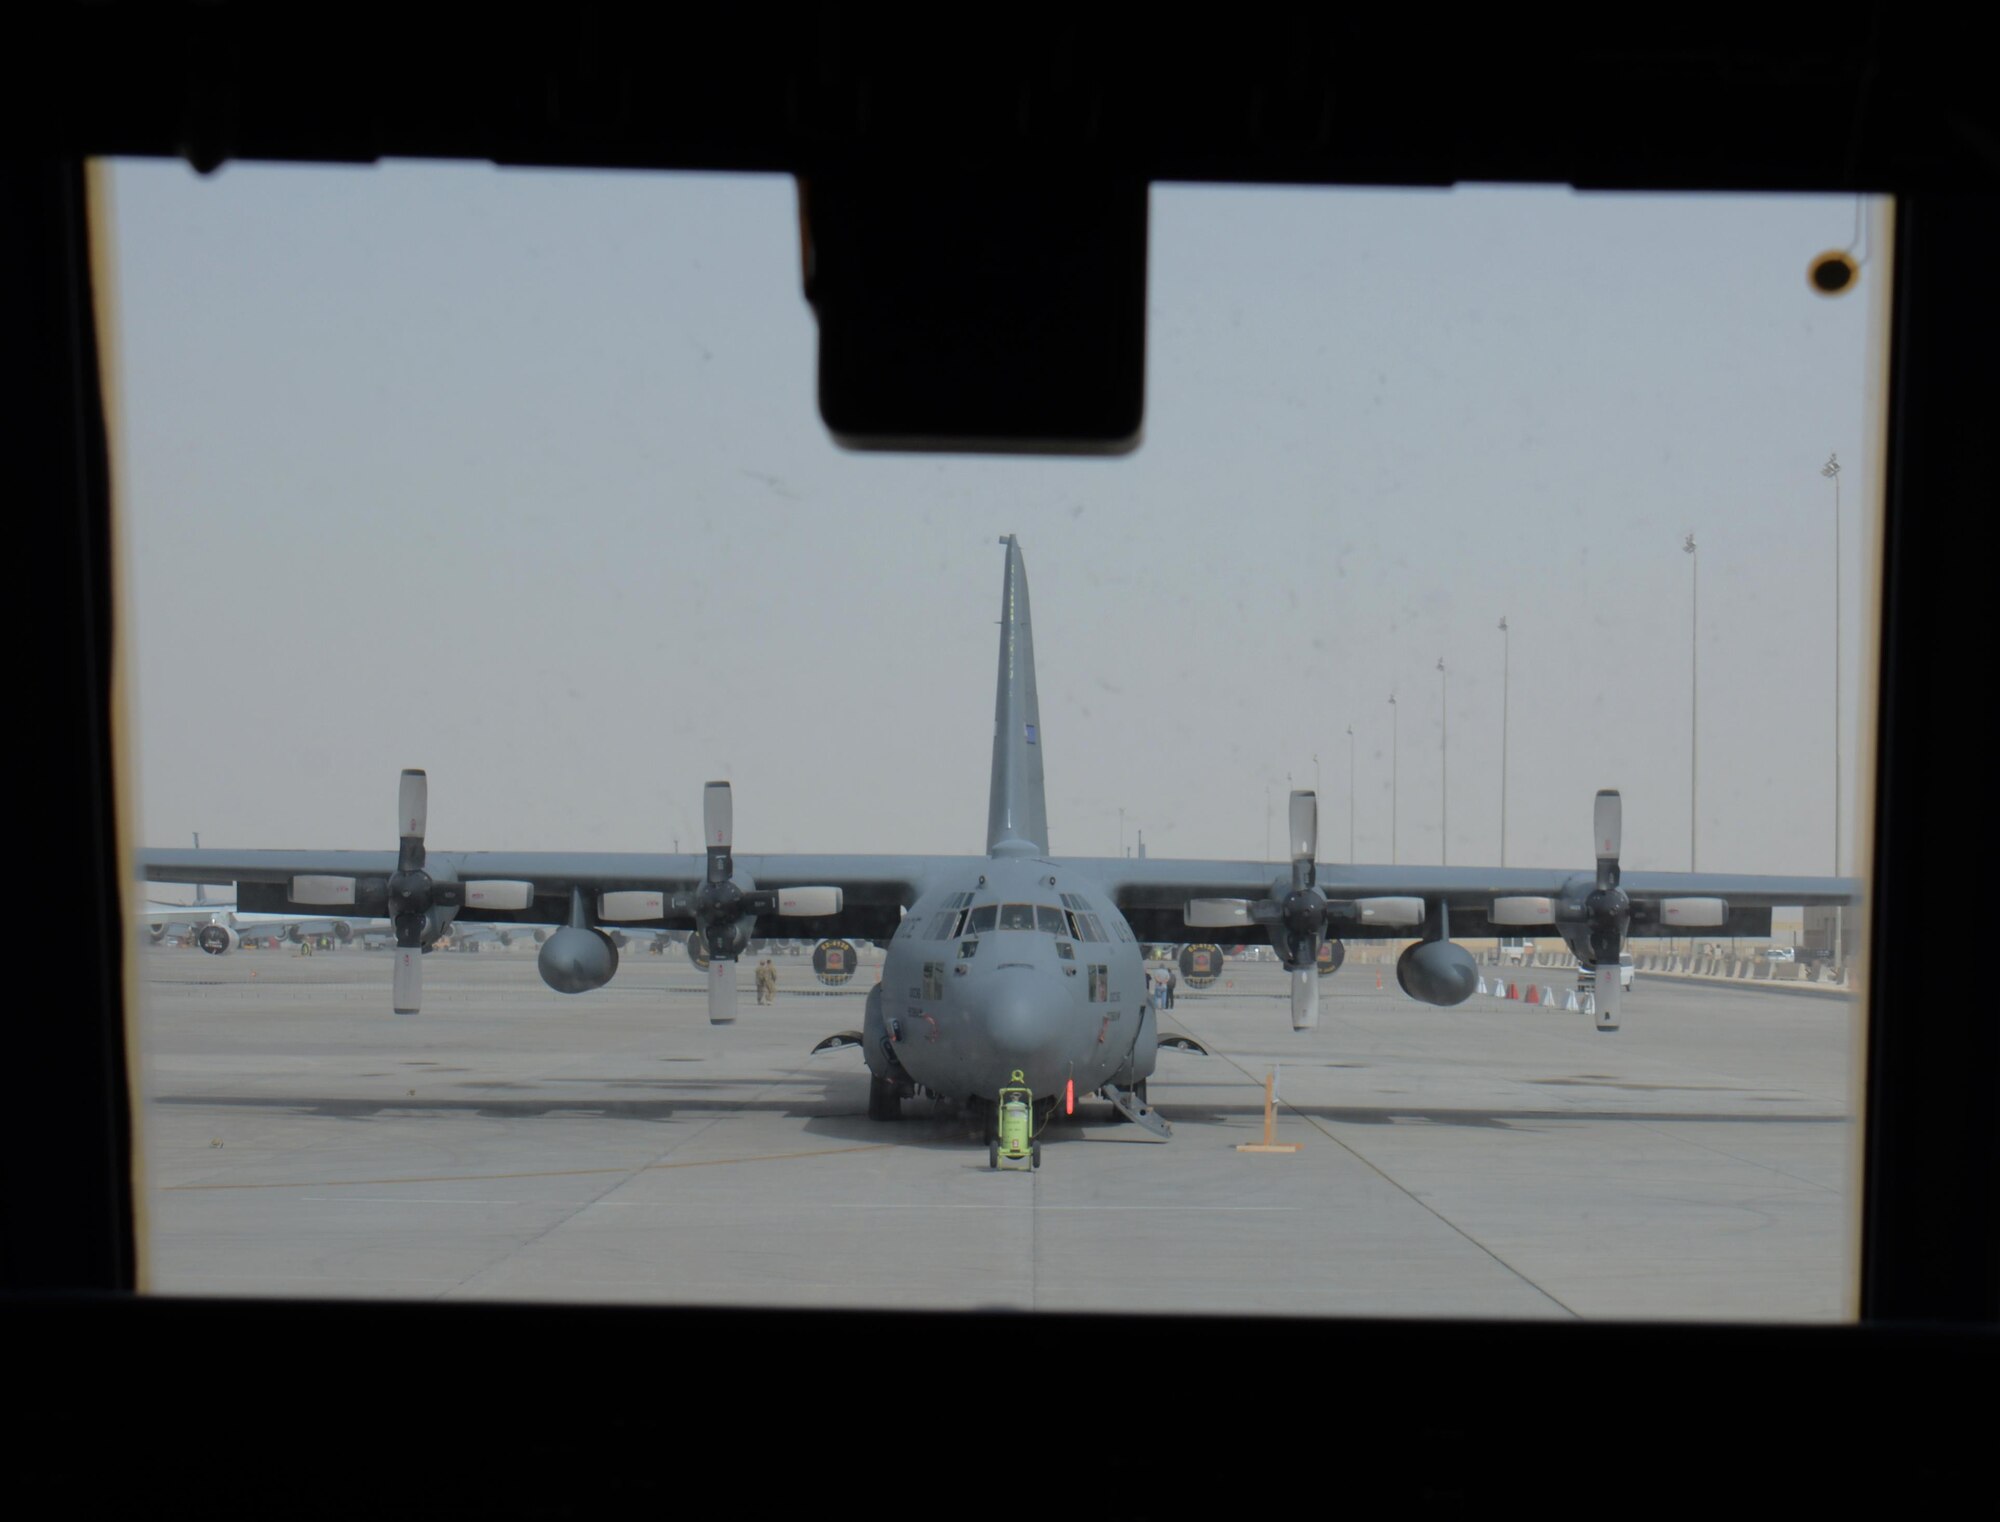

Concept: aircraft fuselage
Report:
left=867, top=854, right=1152, bottom=1104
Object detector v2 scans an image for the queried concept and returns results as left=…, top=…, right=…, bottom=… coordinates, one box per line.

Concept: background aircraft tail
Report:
left=986, top=535, right=1050, bottom=857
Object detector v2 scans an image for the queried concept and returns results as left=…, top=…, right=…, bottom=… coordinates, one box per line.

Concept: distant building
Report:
left=1802, top=904, right=1860, bottom=962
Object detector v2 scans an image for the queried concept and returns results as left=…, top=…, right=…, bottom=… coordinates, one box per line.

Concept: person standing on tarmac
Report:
left=755, top=958, right=777, bottom=1005
left=1164, top=967, right=1176, bottom=1009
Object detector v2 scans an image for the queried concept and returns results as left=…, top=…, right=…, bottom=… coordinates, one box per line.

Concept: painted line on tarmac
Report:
left=1166, top=1009, right=1581, bottom=1319
left=163, top=1144, right=893, bottom=1193
left=640, top=1143, right=894, bottom=1172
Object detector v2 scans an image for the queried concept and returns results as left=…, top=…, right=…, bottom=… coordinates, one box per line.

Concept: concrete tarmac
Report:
left=137, top=948, right=1856, bottom=1319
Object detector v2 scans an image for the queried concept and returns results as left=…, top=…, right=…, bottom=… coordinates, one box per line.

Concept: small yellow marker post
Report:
left=1236, top=1068, right=1298, bottom=1154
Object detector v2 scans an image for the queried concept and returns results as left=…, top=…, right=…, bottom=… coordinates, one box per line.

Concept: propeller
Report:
left=386, top=769, right=460, bottom=1015
left=1585, top=789, right=1629, bottom=1029
left=669, top=781, right=843, bottom=1026
left=1183, top=790, right=1328, bottom=1030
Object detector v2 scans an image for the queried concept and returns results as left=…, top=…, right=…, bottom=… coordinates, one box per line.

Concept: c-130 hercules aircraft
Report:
left=143, top=537, right=1855, bottom=1144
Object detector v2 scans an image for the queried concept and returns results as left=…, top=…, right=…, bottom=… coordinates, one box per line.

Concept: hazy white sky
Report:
left=107, top=163, right=1886, bottom=876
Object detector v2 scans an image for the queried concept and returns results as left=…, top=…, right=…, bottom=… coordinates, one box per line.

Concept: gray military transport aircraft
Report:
left=142, top=536, right=1855, bottom=1146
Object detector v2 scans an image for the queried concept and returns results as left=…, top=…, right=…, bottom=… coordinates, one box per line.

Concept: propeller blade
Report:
left=1290, top=965, right=1320, bottom=1031
left=464, top=880, right=536, bottom=912
left=1662, top=897, right=1727, bottom=928
left=1355, top=896, right=1425, bottom=927
left=704, top=781, right=733, bottom=851
left=775, top=887, right=843, bottom=917
left=393, top=947, right=422, bottom=1015
left=1594, top=789, right=1621, bottom=879
left=708, top=959, right=738, bottom=1025
left=1185, top=898, right=1254, bottom=928
left=1594, top=960, right=1622, bottom=1031
left=1491, top=896, right=1555, bottom=926
left=292, top=875, right=358, bottom=906
left=399, top=769, right=428, bottom=841
left=1289, top=789, right=1318, bottom=863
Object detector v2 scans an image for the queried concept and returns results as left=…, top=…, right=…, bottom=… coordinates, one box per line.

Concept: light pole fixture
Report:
left=1437, top=656, right=1448, bottom=866
left=1346, top=723, right=1356, bottom=864
left=1498, top=615, right=1509, bottom=868
left=1685, top=530, right=1698, bottom=872
left=1824, top=452, right=1844, bottom=964
left=1389, top=692, right=1399, bottom=865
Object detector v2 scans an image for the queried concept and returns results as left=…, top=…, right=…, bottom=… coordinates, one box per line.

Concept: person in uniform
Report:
left=755, top=958, right=777, bottom=1005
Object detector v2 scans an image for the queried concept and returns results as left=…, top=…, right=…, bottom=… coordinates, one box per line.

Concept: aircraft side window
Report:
left=1064, top=910, right=1083, bottom=940
left=967, top=905, right=997, bottom=934
left=950, top=909, right=969, bottom=938
left=958, top=939, right=979, bottom=960
left=1088, top=964, right=1108, bottom=1002
left=923, top=962, right=945, bottom=999
left=1035, top=906, right=1065, bottom=935
left=999, top=903, right=1035, bottom=931
left=1082, top=913, right=1107, bottom=942
left=1056, top=940, right=1075, bottom=960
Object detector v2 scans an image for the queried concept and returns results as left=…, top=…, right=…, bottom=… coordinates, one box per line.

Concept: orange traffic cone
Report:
left=1375, top=970, right=1383, bottom=989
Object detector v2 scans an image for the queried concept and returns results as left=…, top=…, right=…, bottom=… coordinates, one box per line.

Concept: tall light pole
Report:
left=1824, top=452, right=1844, bottom=963
left=1346, top=724, right=1356, bottom=863
left=1685, top=531, right=1699, bottom=872
left=1437, top=656, right=1448, bottom=866
left=1498, top=615, right=1509, bottom=867
left=1388, top=693, right=1399, bottom=864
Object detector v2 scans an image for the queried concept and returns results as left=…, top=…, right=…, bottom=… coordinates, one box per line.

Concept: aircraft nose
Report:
left=979, top=975, right=1067, bottom=1086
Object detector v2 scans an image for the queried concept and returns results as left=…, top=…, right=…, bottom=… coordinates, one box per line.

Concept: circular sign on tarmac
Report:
left=1180, top=942, right=1224, bottom=990
left=813, top=938, right=857, bottom=986
left=1316, top=938, right=1346, bottom=976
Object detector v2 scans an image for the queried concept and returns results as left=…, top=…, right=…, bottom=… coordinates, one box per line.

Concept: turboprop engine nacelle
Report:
left=538, top=926, right=619, bottom=994
left=1396, top=939, right=1478, bottom=1006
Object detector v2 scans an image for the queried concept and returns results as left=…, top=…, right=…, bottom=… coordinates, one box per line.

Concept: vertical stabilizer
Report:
left=987, top=535, right=1049, bottom=857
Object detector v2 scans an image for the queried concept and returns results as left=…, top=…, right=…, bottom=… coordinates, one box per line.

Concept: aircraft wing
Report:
left=1088, top=856, right=1858, bottom=943
left=138, top=901, right=232, bottom=927
left=139, top=848, right=951, bottom=943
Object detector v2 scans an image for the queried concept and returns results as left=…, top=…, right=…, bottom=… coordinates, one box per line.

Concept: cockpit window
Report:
left=966, top=904, right=998, bottom=934
left=999, top=903, right=1036, bottom=930
left=1035, top=906, right=1066, bottom=934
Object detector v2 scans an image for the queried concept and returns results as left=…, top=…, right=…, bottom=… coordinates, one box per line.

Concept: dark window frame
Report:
left=11, top=34, right=1994, bottom=1485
